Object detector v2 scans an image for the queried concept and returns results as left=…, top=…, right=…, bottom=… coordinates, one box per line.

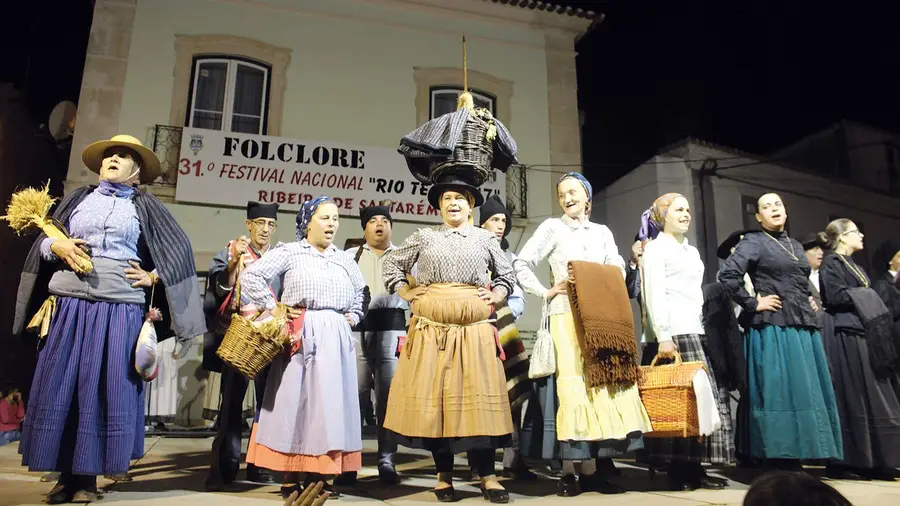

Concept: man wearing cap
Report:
left=801, top=233, right=824, bottom=311
left=337, top=202, right=406, bottom=485
left=205, top=202, right=282, bottom=490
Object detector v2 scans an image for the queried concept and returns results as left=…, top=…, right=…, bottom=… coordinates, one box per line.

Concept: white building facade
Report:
left=64, top=1, right=595, bottom=422
left=600, top=138, right=900, bottom=285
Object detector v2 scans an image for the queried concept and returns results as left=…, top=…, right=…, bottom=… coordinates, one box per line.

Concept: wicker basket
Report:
left=215, top=269, right=288, bottom=379
left=430, top=110, right=494, bottom=186
left=638, top=351, right=707, bottom=439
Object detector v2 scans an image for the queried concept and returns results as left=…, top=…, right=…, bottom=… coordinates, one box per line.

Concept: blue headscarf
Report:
left=295, top=195, right=334, bottom=241
left=558, top=172, right=593, bottom=202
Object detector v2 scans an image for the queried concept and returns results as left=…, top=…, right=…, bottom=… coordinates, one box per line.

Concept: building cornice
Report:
left=210, top=0, right=593, bottom=53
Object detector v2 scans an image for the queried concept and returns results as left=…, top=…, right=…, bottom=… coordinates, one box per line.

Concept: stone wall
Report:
left=65, top=0, right=137, bottom=194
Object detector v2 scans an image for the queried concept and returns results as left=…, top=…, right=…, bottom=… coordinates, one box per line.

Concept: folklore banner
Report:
left=175, top=127, right=505, bottom=223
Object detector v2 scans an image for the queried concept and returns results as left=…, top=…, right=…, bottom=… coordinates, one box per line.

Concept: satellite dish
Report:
left=48, top=101, right=77, bottom=141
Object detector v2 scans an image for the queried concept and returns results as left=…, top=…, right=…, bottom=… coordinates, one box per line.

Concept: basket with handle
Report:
left=216, top=261, right=289, bottom=379
left=638, top=351, right=707, bottom=439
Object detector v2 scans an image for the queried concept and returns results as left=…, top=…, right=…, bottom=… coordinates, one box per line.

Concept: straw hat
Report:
left=82, top=135, right=162, bottom=185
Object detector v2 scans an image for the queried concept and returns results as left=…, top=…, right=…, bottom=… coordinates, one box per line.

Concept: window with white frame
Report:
left=429, top=86, right=496, bottom=120
left=187, top=56, right=271, bottom=134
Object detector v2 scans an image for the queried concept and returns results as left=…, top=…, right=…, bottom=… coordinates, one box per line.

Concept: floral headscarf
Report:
left=295, top=195, right=334, bottom=241
left=637, top=192, right=685, bottom=243
left=557, top=172, right=593, bottom=202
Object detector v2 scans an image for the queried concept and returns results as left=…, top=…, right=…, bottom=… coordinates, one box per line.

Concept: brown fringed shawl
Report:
left=567, top=261, right=640, bottom=388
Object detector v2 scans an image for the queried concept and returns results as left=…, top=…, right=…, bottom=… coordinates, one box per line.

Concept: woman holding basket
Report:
left=241, top=196, right=366, bottom=499
left=636, top=193, right=733, bottom=490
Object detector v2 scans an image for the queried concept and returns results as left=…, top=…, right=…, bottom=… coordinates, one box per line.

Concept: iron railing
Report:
left=150, top=125, right=183, bottom=186
left=148, top=124, right=528, bottom=218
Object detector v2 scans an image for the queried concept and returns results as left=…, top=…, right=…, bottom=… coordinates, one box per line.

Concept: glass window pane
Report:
left=194, top=61, right=227, bottom=112
left=232, top=115, right=261, bottom=134
left=431, top=92, right=458, bottom=119
left=475, top=96, right=493, bottom=113
left=192, top=110, right=223, bottom=131
left=233, top=64, right=265, bottom=116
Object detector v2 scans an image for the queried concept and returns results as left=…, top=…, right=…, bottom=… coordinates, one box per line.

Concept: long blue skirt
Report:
left=19, top=296, right=145, bottom=475
left=741, top=325, right=842, bottom=460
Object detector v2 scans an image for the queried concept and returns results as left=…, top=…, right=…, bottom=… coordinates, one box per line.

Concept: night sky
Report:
left=3, top=0, right=899, bottom=189
left=572, top=0, right=900, bottom=186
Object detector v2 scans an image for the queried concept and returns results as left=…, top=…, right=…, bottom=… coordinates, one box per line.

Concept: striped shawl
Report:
left=13, top=185, right=206, bottom=343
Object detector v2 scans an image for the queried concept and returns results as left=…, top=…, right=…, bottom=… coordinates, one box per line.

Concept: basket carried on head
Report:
left=428, top=110, right=496, bottom=187
left=216, top=264, right=288, bottom=379
left=638, top=351, right=707, bottom=439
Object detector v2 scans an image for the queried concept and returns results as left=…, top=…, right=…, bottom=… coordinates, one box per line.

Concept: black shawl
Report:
left=13, top=185, right=206, bottom=343
left=701, top=282, right=746, bottom=392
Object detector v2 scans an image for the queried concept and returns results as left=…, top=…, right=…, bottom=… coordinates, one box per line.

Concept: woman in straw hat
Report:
left=13, top=135, right=205, bottom=503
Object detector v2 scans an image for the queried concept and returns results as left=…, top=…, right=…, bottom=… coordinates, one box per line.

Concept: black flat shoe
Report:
left=480, top=484, right=510, bottom=504
left=557, top=474, right=580, bottom=497
left=502, top=466, right=537, bottom=481
left=281, top=484, right=303, bottom=500
left=247, top=465, right=277, bottom=485
left=378, top=465, right=400, bottom=485
left=333, top=472, right=357, bottom=486
left=597, top=458, right=622, bottom=478
left=579, top=473, right=625, bottom=494
left=691, top=475, right=727, bottom=490
left=303, top=474, right=341, bottom=499
left=432, top=486, right=458, bottom=503
left=858, top=467, right=897, bottom=481
left=71, top=489, right=101, bottom=503
left=46, top=487, right=75, bottom=505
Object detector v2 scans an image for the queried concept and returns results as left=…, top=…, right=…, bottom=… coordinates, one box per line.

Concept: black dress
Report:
left=819, top=253, right=900, bottom=469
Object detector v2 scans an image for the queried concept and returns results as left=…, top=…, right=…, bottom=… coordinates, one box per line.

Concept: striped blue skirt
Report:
left=19, top=296, right=145, bottom=475
left=740, top=325, right=843, bottom=460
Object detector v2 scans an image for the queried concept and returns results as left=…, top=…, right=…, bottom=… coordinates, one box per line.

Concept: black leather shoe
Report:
left=433, top=486, right=458, bottom=502
left=859, top=467, right=897, bottom=481
left=304, top=476, right=340, bottom=500
left=502, top=465, right=537, bottom=481
left=557, top=474, right=580, bottom=497
left=597, top=458, right=622, bottom=477
left=691, top=475, right=727, bottom=490
left=281, top=484, right=302, bottom=499
left=378, top=464, right=400, bottom=485
left=46, top=481, right=75, bottom=505
left=333, top=472, right=357, bottom=486
left=247, top=464, right=277, bottom=484
left=480, top=484, right=510, bottom=504
left=71, top=489, right=101, bottom=503
left=579, top=473, right=625, bottom=494
left=205, top=472, right=226, bottom=492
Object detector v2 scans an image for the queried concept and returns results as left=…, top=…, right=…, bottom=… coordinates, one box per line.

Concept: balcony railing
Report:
left=148, top=124, right=528, bottom=218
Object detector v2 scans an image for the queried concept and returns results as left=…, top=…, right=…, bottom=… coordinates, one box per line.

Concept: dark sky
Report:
left=0, top=0, right=93, bottom=127
left=570, top=0, right=900, bottom=186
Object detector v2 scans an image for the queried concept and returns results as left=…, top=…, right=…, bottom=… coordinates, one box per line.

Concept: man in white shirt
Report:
left=338, top=203, right=407, bottom=485
left=800, top=233, right=824, bottom=311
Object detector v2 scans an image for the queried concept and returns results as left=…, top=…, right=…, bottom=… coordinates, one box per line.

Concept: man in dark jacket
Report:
left=205, top=202, right=282, bottom=490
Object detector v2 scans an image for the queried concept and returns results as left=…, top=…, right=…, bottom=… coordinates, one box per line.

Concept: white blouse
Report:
left=513, top=215, right=625, bottom=315
left=641, top=233, right=705, bottom=343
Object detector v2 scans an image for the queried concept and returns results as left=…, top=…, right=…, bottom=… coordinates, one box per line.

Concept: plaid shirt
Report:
left=240, top=239, right=366, bottom=326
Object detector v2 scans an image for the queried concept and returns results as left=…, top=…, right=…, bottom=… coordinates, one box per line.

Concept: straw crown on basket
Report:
left=397, top=36, right=518, bottom=196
